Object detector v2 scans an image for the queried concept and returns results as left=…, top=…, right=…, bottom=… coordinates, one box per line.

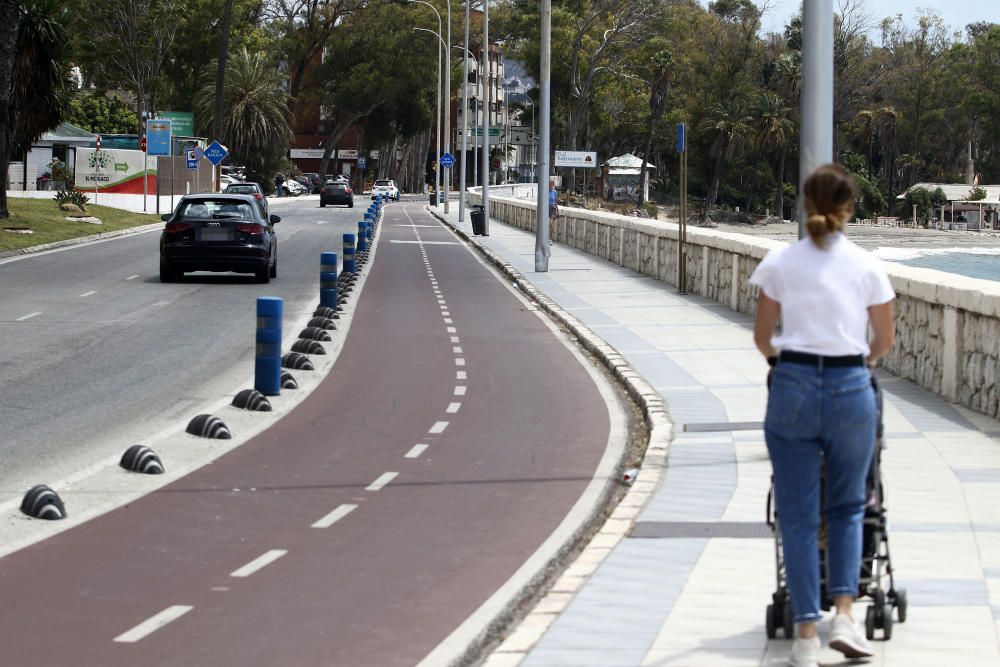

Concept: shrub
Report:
left=969, top=185, right=987, bottom=201
left=54, top=189, right=90, bottom=212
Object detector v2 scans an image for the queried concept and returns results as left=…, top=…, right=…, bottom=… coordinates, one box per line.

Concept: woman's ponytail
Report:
left=802, top=165, right=859, bottom=248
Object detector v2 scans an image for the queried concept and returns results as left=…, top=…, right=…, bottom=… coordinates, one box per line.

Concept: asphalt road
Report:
left=0, top=201, right=624, bottom=665
left=0, top=194, right=361, bottom=504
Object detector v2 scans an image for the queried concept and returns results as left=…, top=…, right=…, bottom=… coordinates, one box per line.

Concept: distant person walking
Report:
left=749, top=164, right=896, bottom=667
left=548, top=179, right=558, bottom=244
left=274, top=173, right=285, bottom=197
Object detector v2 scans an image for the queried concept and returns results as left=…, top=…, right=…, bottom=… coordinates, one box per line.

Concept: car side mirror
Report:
left=161, top=214, right=171, bottom=221
left=269, top=215, right=281, bottom=225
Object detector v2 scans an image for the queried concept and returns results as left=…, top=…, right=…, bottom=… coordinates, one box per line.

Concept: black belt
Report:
left=779, top=351, right=866, bottom=368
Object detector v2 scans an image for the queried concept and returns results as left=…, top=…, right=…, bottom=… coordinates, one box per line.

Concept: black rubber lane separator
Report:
left=21, top=485, right=66, bottom=520
left=120, top=445, right=165, bottom=474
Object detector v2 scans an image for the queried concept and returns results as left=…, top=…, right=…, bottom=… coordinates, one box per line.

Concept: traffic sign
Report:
left=358, top=157, right=367, bottom=169
left=96, top=135, right=102, bottom=151
left=439, top=152, right=455, bottom=168
left=676, top=123, right=687, bottom=153
left=139, top=137, right=147, bottom=152
left=146, top=119, right=172, bottom=156
left=204, top=140, right=228, bottom=166
left=194, top=146, right=204, bottom=160
left=185, top=149, right=198, bottom=170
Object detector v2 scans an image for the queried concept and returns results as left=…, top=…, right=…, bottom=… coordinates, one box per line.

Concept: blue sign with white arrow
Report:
left=439, top=152, right=455, bottom=168
left=204, top=140, right=229, bottom=166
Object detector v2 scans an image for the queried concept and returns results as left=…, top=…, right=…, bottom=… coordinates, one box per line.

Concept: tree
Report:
left=194, top=46, right=293, bottom=188
left=9, top=0, right=74, bottom=158
left=72, top=0, right=182, bottom=134
left=65, top=92, right=137, bottom=135
left=699, top=99, right=750, bottom=209
left=637, top=48, right=671, bottom=207
left=0, top=0, right=21, bottom=219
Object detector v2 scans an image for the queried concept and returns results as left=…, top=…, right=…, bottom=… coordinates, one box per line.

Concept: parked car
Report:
left=223, top=182, right=268, bottom=216
left=371, top=179, right=400, bottom=201
left=159, top=194, right=280, bottom=284
left=300, top=172, right=323, bottom=194
left=320, top=180, right=354, bottom=208
left=282, top=179, right=307, bottom=196
left=220, top=174, right=241, bottom=188
left=292, top=175, right=313, bottom=191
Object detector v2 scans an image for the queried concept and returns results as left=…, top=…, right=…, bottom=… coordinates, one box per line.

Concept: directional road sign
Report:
left=439, top=152, right=455, bottom=168
left=204, top=140, right=228, bottom=166
left=358, top=157, right=366, bottom=169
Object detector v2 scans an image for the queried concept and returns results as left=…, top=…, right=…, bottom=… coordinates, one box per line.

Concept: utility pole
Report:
left=480, top=0, right=490, bottom=234
left=798, top=0, right=833, bottom=239
left=443, top=0, right=452, bottom=214
left=534, top=0, right=551, bottom=271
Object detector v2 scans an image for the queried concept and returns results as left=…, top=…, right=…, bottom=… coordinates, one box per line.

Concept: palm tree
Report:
left=753, top=92, right=794, bottom=218
left=854, top=109, right=874, bottom=178
left=876, top=106, right=899, bottom=214
left=9, top=0, right=74, bottom=158
left=699, top=99, right=751, bottom=209
left=195, top=47, right=293, bottom=176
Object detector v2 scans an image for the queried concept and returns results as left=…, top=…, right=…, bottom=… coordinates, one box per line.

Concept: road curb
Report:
left=0, top=222, right=163, bottom=262
left=426, top=207, right=673, bottom=666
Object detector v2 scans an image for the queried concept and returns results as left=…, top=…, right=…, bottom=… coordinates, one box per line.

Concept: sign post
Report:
left=204, top=141, right=229, bottom=195
left=146, top=119, right=172, bottom=215
left=676, top=123, right=688, bottom=295
left=358, top=156, right=366, bottom=193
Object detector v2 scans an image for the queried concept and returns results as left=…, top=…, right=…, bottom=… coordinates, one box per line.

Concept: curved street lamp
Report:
left=408, top=1, right=444, bottom=206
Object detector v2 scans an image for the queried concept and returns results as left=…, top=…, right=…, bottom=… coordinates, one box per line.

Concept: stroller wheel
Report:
left=766, top=604, right=777, bottom=639
left=894, top=588, right=908, bottom=623
left=882, top=604, right=894, bottom=640
left=782, top=602, right=794, bottom=639
left=865, top=606, right=877, bottom=640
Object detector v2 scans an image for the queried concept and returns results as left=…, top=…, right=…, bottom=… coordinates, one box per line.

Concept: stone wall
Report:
left=468, top=190, right=1000, bottom=420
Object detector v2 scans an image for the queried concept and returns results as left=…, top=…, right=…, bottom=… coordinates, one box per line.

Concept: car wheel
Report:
left=269, top=255, right=277, bottom=279
left=255, top=266, right=270, bottom=284
left=348, top=201, right=353, bottom=208
left=159, top=260, right=177, bottom=283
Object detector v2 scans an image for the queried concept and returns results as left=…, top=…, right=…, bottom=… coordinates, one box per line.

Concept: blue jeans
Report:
left=765, top=362, right=876, bottom=623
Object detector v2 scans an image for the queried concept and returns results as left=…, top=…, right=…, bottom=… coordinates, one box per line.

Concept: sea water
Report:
left=874, top=247, right=1000, bottom=283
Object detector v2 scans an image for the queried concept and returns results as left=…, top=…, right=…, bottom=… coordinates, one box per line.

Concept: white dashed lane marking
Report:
left=15, top=312, right=41, bottom=321
left=230, top=549, right=288, bottom=578
left=125, top=274, right=140, bottom=281
left=405, top=444, right=429, bottom=459
left=366, top=472, right=399, bottom=491
left=455, top=358, right=466, bottom=366
left=444, top=318, right=453, bottom=324
left=450, top=336, right=460, bottom=343
left=429, top=421, right=449, bottom=434
left=454, top=386, right=467, bottom=396
left=312, top=503, right=357, bottom=528
left=457, top=370, right=467, bottom=380
left=79, top=290, right=97, bottom=298
left=446, top=402, right=461, bottom=414
left=453, top=346, right=463, bottom=354
left=447, top=326, right=457, bottom=333
left=113, top=605, right=194, bottom=643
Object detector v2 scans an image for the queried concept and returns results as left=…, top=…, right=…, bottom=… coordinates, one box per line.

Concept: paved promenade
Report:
left=431, top=204, right=1000, bottom=667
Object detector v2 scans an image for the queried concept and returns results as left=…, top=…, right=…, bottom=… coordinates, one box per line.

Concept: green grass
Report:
left=0, top=197, right=161, bottom=253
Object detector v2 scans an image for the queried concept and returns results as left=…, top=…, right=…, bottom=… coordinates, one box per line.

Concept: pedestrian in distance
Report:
left=749, top=164, right=896, bottom=667
left=274, top=172, right=285, bottom=197
left=548, top=179, right=558, bottom=245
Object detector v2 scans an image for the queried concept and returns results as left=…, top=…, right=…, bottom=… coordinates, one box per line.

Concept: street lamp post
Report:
left=799, top=0, right=833, bottom=238
left=535, top=0, right=551, bottom=271
left=444, top=0, right=451, bottom=214
left=409, top=0, right=443, bottom=206
left=480, top=0, right=490, bottom=234
left=454, top=44, right=478, bottom=222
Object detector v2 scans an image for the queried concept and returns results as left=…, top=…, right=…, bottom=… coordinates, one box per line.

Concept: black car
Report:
left=320, top=180, right=354, bottom=208
left=301, top=172, right=323, bottom=194
left=223, top=182, right=268, bottom=216
left=159, top=194, right=279, bottom=283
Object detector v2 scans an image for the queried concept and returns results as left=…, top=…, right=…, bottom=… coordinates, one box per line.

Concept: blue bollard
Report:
left=343, top=233, right=356, bottom=274
left=320, top=252, right=338, bottom=309
left=255, top=296, right=283, bottom=396
left=357, top=222, right=368, bottom=252
left=367, top=221, right=374, bottom=241
left=364, top=211, right=374, bottom=224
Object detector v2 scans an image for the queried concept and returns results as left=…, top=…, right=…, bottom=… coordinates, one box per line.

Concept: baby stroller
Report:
left=764, top=374, right=908, bottom=640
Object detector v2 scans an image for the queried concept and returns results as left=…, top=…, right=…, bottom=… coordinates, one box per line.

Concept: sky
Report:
left=750, top=0, right=1000, bottom=39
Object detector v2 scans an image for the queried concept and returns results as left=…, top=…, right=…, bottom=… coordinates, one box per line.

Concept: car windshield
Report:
left=178, top=200, right=255, bottom=219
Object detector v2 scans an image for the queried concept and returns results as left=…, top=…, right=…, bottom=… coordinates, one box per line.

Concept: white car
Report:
left=371, top=179, right=400, bottom=201
left=282, top=179, right=307, bottom=196
left=220, top=174, right=241, bottom=187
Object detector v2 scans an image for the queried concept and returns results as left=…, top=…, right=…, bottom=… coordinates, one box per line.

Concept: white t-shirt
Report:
left=748, top=233, right=895, bottom=356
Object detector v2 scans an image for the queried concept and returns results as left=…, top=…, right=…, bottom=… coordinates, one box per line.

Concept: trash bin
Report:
left=470, top=205, right=485, bottom=236
left=429, top=191, right=437, bottom=206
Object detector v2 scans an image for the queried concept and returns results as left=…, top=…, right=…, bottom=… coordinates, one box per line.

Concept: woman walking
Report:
left=749, top=164, right=896, bottom=667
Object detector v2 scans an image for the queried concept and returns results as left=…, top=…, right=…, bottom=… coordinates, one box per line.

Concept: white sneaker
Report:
left=789, top=636, right=820, bottom=667
left=828, top=613, right=874, bottom=658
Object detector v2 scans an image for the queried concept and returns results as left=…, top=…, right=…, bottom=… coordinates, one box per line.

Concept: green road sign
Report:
left=472, top=128, right=501, bottom=137
left=161, top=111, right=194, bottom=137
